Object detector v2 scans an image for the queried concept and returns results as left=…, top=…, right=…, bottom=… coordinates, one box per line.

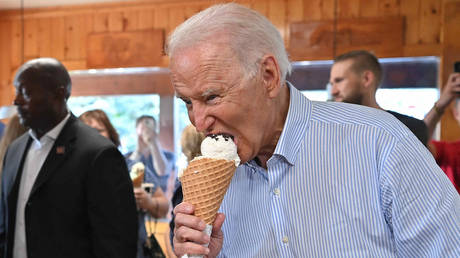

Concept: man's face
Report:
left=170, top=42, right=272, bottom=164
left=13, top=73, right=58, bottom=131
left=329, top=60, right=364, bottom=104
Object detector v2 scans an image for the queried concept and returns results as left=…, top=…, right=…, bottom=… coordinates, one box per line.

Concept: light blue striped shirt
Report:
left=218, top=83, right=460, bottom=257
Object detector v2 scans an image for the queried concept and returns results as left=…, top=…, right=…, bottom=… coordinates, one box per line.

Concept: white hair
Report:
left=166, top=3, right=291, bottom=85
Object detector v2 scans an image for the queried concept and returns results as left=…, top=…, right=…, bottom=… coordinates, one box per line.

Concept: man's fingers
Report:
left=173, top=239, right=210, bottom=257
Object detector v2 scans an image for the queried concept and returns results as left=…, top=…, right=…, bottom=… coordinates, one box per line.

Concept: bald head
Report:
left=14, top=58, right=72, bottom=99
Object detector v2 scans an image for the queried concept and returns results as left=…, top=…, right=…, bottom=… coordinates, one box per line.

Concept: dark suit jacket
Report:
left=0, top=115, right=138, bottom=258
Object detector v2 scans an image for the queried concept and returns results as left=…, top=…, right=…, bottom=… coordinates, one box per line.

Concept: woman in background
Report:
left=79, top=109, right=169, bottom=258
left=0, top=114, right=28, bottom=173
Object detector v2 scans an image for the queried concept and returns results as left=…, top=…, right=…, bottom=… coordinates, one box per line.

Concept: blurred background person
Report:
left=0, top=114, right=28, bottom=174
left=126, top=115, right=175, bottom=194
left=169, top=124, right=205, bottom=247
left=424, top=72, right=460, bottom=193
left=79, top=109, right=169, bottom=258
left=1, top=57, right=137, bottom=258
left=79, top=109, right=121, bottom=147
left=329, top=50, right=429, bottom=146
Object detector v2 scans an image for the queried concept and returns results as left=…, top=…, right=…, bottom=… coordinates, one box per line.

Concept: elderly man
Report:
left=329, top=50, right=428, bottom=146
left=168, top=3, right=460, bottom=258
left=0, top=58, right=138, bottom=258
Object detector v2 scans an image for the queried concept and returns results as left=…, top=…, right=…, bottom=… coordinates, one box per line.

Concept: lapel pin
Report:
left=56, top=146, right=65, bottom=154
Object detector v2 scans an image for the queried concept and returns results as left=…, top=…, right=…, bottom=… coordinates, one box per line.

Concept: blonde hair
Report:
left=180, top=125, right=205, bottom=162
left=0, top=114, right=28, bottom=172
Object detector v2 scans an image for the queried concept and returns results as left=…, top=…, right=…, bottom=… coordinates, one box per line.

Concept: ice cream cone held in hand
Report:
left=178, top=134, right=240, bottom=257
left=130, top=162, right=145, bottom=188
left=179, top=134, right=240, bottom=224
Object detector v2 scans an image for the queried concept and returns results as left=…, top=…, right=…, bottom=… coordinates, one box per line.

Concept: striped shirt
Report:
left=218, top=83, right=460, bottom=257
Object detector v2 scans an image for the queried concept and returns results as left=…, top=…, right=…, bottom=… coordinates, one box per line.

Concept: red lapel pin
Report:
left=56, top=146, right=65, bottom=154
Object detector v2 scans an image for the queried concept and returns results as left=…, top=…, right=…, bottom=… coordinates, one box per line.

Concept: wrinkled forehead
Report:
left=171, top=43, right=242, bottom=90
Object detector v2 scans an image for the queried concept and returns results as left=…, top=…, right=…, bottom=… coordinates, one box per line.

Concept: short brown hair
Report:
left=334, top=50, right=382, bottom=88
left=79, top=109, right=120, bottom=147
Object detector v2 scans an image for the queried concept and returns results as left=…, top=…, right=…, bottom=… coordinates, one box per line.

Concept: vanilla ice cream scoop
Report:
left=201, top=134, right=240, bottom=166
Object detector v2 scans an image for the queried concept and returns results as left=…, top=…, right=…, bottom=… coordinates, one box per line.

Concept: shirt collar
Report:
left=28, top=113, right=71, bottom=144
left=271, top=82, right=312, bottom=165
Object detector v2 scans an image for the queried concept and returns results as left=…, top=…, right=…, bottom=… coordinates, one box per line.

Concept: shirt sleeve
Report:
left=380, top=136, right=460, bottom=257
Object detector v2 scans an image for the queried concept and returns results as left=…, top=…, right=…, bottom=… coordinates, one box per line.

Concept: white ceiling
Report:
left=0, top=0, right=138, bottom=10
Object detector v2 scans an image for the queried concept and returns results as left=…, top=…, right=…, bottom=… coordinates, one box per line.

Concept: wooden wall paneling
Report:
left=419, top=0, right=441, bottom=44
left=50, top=16, right=66, bottom=60
left=168, top=8, right=185, bottom=35
left=86, top=29, right=164, bottom=68
left=287, top=0, right=304, bottom=22
left=289, top=20, right=334, bottom=60
left=108, top=11, right=124, bottom=32
left=359, top=0, right=379, bottom=17
left=137, top=9, right=155, bottom=30
left=70, top=69, right=174, bottom=96
left=0, top=21, right=14, bottom=106
left=303, top=0, right=322, bottom=20
left=252, top=0, right=268, bottom=16
left=335, top=17, right=404, bottom=57
left=184, top=5, right=202, bottom=19
left=268, top=0, right=286, bottom=41
left=378, top=0, right=400, bottom=16
left=93, top=11, right=110, bottom=32
left=403, top=43, right=442, bottom=57
left=23, top=18, right=39, bottom=59
left=123, top=10, right=140, bottom=31
left=400, top=0, right=421, bottom=45
left=289, top=16, right=404, bottom=60
left=38, top=18, right=52, bottom=57
left=337, top=0, right=360, bottom=18
left=9, top=20, right=22, bottom=71
left=154, top=7, right=168, bottom=30
left=64, top=14, right=93, bottom=60
left=318, top=0, right=335, bottom=20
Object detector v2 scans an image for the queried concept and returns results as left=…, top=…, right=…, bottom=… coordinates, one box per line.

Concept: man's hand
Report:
left=140, top=119, right=158, bottom=144
left=437, top=73, right=460, bottom=110
left=173, top=202, right=225, bottom=258
left=133, top=187, right=152, bottom=210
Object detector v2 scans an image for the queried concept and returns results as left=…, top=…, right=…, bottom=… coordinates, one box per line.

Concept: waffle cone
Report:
left=132, top=172, right=144, bottom=188
left=180, top=157, right=236, bottom=224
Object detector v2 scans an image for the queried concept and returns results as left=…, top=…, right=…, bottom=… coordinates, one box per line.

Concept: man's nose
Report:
left=330, top=84, right=339, bottom=96
left=191, top=103, right=213, bottom=132
left=13, top=94, right=23, bottom=106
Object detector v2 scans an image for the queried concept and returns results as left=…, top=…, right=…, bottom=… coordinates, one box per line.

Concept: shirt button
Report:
left=282, top=236, right=289, bottom=243
left=274, top=188, right=280, bottom=196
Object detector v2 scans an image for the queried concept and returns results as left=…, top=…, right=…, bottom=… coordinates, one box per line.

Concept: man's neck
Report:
left=33, top=111, right=68, bottom=139
left=256, top=84, right=290, bottom=169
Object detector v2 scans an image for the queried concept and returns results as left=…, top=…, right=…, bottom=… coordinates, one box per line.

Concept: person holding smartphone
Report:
left=424, top=69, right=460, bottom=193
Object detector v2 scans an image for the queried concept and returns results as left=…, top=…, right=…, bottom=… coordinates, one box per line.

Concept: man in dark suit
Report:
left=0, top=58, right=138, bottom=258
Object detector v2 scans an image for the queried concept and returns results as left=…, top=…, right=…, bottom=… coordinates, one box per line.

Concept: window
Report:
left=291, top=56, right=439, bottom=120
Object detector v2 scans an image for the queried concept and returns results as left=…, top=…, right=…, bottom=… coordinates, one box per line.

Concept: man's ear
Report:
left=361, top=70, right=375, bottom=89
left=260, top=55, right=281, bottom=98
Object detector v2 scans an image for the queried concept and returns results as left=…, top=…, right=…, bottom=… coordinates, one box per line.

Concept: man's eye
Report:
left=206, top=95, right=218, bottom=102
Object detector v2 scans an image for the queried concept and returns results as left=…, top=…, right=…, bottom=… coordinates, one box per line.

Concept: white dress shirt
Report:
left=13, top=113, right=70, bottom=258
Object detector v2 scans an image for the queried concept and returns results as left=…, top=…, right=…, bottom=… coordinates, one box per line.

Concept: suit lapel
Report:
left=7, top=135, right=32, bottom=204
left=29, top=115, right=77, bottom=197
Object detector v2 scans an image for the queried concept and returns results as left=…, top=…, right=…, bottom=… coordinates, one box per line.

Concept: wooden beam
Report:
left=70, top=68, right=174, bottom=97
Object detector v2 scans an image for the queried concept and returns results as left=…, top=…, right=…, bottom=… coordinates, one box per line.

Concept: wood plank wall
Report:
left=0, top=0, right=459, bottom=139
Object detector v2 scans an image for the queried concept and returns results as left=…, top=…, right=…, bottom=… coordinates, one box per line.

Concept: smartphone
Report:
left=455, top=61, right=460, bottom=73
